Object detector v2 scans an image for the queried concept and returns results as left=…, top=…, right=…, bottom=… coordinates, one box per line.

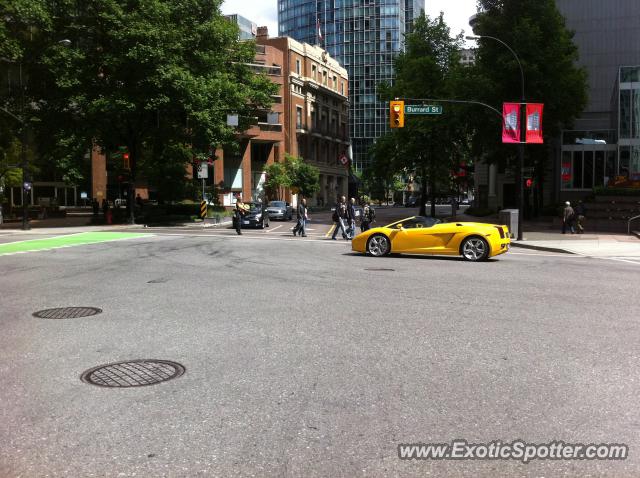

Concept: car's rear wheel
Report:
left=367, top=234, right=390, bottom=257
left=461, top=236, right=489, bottom=262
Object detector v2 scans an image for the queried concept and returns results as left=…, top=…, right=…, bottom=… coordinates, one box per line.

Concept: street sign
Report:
left=197, top=163, right=208, bottom=179
left=405, top=105, right=443, bottom=115
left=200, top=201, right=207, bottom=219
left=339, top=153, right=348, bottom=166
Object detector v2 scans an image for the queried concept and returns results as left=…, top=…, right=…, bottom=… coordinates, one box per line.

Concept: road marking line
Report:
left=153, top=232, right=350, bottom=244
left=326, top=225, right=335, bottom=237
left=265, top=225, right=283, bottom=233
left=509, top=252, right=589, bottom=258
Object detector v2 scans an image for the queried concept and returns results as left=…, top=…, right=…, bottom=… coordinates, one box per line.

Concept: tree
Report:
left=2, top=0, right=278, bottom=222
left=264, top=161, right=291, bottom=201
left=471, top=0, right=588, bottom=213
left=286, top=155, right=320, bottom=199
left=378, top=12, right=470, bottom=216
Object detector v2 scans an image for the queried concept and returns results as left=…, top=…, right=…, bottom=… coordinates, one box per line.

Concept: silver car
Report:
left=266, top=200, right=293, bottom=221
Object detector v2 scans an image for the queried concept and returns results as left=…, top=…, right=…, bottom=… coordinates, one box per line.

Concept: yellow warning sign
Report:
left=200, top=201, right=207, bottom=219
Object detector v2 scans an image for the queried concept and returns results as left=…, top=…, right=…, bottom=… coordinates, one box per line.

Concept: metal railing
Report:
left=628, top=214, right=640, bottom=235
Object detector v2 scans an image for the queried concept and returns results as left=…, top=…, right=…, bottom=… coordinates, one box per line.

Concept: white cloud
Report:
left=220, top=0, right=477, bottom=41
left=426, top=0, right=478, bottom=40
left=221, top=0, right=278, bottom=37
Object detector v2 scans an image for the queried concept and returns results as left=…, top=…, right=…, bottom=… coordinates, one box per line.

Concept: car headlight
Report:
left=255, top=214, right=261, bottom=219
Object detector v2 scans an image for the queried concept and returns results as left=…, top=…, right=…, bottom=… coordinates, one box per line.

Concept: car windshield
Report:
left=386, top=216, right=441, bottom=229
left=269, top=201, right=285, bottom=208
left=249, top=203, right=262, bottom=212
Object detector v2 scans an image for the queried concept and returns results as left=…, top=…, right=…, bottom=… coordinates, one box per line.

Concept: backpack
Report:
left=368, top=207, right=376, bottom=222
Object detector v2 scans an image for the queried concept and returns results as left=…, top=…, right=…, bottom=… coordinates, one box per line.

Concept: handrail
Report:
left=628, top=214, right=640, bottom=235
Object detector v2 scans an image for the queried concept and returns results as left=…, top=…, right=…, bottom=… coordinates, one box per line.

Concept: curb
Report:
left=510, top=242, right=575, bottom=254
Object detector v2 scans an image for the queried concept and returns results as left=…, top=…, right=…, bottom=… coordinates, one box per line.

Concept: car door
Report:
left=389, top=218, right=439, bottom=253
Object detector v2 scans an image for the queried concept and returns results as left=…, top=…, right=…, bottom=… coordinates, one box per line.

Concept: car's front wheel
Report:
left=460, top=236, right=489, bottom=262
left=367, top=234, right=390, bottom=257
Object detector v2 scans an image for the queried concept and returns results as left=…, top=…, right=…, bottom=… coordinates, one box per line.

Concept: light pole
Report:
left=467, top=35, right=526, bottom=240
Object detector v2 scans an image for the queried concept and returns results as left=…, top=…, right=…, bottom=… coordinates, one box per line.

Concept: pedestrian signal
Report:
left=390, top=100, right=405, bottom=128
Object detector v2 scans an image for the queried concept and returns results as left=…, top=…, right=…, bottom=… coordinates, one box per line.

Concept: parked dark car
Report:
left=266, top=200, right=293, bottom=221
left=405, top=196, right=418, bottom=207
left=232, top=202, right=270, bottom=229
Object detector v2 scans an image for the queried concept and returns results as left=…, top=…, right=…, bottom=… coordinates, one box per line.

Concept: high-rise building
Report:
left=225, top=14, right=258, bottom=40
left=278, top=0, right=425, bottom=170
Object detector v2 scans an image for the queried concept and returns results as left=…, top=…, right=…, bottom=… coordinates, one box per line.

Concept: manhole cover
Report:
left=147, top=278, right=168, bottom=284
left=364, top=268, right=395, bottom=272
left=33, top=307, right=102, bottom=319
left=81, top=360, right=185, bottom=388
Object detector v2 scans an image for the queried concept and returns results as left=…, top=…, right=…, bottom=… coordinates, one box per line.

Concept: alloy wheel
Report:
left=462, top=237, right=488, bottom=261
left=367, top=235, right=389, bottom=257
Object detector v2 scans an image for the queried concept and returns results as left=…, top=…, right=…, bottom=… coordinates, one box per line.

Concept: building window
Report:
left=322, top=70, right=327, bottom=85
left=312, top=64, right=316, bottom=79
left=296, top=106, right=303, bottom=129
left=296, top=59, right=301, bottom=75
left=340, top=82, right=344, bottom=95
left=333, top=76, right=337, bottom=89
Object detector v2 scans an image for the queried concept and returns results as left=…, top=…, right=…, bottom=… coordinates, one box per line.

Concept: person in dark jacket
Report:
left=292, top=198, right=308, bottom=237
left=234, top=193, right=246, bottom=235
left=562, top=201, right=575, bottom=234
left=331, top=196, right=348, bottom=240
left=360, top=202, right=375, bottom=232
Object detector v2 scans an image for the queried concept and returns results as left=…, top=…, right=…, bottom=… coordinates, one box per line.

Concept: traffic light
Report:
left=390, top=100, right=405, bottom=128
left=524, top=178, right=533, bottom=189
left=122, top=152, right=130, bottom=170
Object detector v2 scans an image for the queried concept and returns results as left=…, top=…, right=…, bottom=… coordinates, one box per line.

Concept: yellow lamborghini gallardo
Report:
left=351, top=216, right=511, bottom=261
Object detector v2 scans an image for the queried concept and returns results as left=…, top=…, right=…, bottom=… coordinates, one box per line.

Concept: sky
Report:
left=220, top=0, right=479, bottom=42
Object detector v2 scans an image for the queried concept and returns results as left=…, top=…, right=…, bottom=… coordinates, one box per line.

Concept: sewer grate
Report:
left=81, top=360, right=185, bottom=388
left=33, top=307, right=102, bottom=319
left=364, top=268, right=395, bottom=272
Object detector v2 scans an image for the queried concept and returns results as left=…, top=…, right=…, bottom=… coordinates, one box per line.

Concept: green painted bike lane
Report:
left=0, top=232, right=151, bottom=256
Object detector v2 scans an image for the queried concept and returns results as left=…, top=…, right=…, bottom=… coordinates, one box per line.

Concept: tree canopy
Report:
left=376, top=12, right=469, bottom=216
left=1, top=0, right=278, bottom=219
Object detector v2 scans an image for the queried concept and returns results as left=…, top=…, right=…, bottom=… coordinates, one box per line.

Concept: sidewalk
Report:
left=449, top=213, right=640, bottom=258
left=512, top=231, right=640, bottom=257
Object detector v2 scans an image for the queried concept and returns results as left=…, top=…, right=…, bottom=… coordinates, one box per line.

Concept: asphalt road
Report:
left=1, top=230, right=639, bottom=477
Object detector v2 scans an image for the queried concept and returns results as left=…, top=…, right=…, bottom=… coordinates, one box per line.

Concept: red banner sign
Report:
left=526, top=103, right=544, bottom=144
left=502, top=103, right=521, bottom=144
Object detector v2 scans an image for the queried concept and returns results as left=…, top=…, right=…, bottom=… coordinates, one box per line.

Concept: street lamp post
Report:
left=467, top=35, right=526, bottom=240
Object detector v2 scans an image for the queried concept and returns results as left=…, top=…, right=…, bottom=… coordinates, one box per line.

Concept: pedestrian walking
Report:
left=331, top=196, right=348, bottom=240
left=574, top=200, right=587, bottom=234
left=234, top=193, right=247, bottom=235
left=347, top=197, right=357, bottom=239
left=562, top=201, right=575, bottom=234
left=360, top=202, right=375, bottom=232
left=292, top=198, right=308, bottom=237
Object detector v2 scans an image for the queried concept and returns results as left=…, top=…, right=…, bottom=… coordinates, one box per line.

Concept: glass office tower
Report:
left=278, top=0, right=424, bottom=170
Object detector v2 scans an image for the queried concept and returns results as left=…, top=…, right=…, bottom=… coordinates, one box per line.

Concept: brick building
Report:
left=89, top=28, right=349, bottom=208
left=257, top=27, right=350, bottom=206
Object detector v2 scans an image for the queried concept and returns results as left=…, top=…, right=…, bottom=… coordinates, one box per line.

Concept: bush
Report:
left=593, top=187, right=640, bottom=197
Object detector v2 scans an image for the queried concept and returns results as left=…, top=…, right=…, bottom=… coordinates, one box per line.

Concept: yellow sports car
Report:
left=351, top=216, right=510, bottom=261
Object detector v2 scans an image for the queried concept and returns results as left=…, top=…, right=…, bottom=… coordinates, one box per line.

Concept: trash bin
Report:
left=498, top=209, right=518, bottom=239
